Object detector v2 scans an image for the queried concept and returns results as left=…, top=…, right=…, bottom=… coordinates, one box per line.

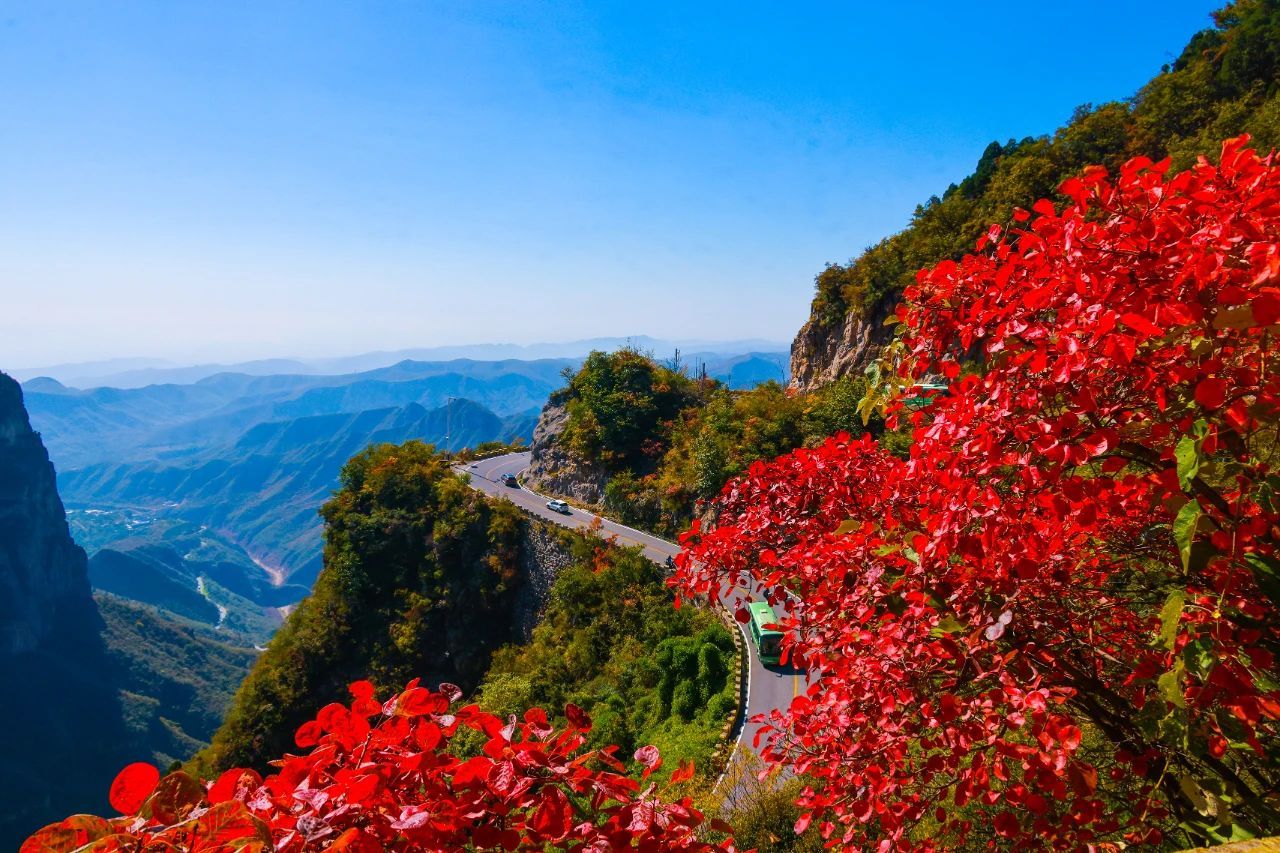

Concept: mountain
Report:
left=699, top=351, right=789, bottom=389
left=789, top=0, right=1280, bottom=390
left=22, top=357, right=570, bottom=470
left=26, top=348, right=780, bottom=603
left=8, top=337, right=788, bottom=389
left=59, top=399, right=533, bottom=588
left=196, top=442, right=531, bottom=773
left=0, top=372, right=130, bottom=845
left=0, top=371, right=268, bottom=844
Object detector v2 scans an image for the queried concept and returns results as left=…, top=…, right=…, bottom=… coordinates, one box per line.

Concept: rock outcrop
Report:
left=788, top=298, right=897, bottom=393
left=523, top=394, right=609, bottom=505
left=512, top=520, right=574, bottom=641
left=0, top=372, right=128, bottom=846
left=0, top=373, right=96, bottom=655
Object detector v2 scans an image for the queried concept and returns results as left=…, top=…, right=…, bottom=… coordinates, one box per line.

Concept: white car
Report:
left=546, top=499, right=571, bottom=515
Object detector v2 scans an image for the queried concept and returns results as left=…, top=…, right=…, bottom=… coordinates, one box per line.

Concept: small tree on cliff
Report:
left=676, top=137, right=1280, bottom=848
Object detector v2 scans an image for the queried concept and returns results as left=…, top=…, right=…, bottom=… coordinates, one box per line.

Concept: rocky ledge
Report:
left=523, top=396, right=609, bottom=505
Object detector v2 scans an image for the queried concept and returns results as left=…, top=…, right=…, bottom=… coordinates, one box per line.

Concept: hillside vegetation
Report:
left=538, top=348, right=899, bottom=537
left=97, top=594, right=258, bottom=768
left=197, top=441, right=526, bottom=773
left=796, top=0, right=1280, bottom=381
left=474, top=530, right=737, bottom=780
left=196, top=438, right=740, bottom=785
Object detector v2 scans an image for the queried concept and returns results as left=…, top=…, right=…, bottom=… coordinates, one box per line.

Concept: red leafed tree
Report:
left=23, top=680, right=736, bottom=852
left=675, top=136, right=1280, bottom=848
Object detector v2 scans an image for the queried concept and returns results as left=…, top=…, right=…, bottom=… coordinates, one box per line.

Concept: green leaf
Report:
left=935, top=615, right=966, bottom=634
left=1243, top=552, right=1280, bottom=608
left=1181, top=817, right=1258, bottom=844
left=1183, top=637, right=1217, bottom=680
left=1158, top=590, right=1185, bottom=650
left=1173, top=500, right=1202, bottom=574
left=1177, top=773, right=1210, bottom=815
left=1175, top=437, right=1201, bottom=492
left=1158, top=658, right=1188, bottom=708
left=833, top=519, right=860, bottom=535
left=1175, top=420, right=1209, bottom=492
left=1254, top=475, right=1280, bottom=513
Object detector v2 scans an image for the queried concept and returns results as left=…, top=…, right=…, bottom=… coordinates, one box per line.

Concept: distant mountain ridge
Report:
left=9, top=336, right=788, bottom=389
left=59, top=398, right=534, bottom=587
left=22, top=358, right=571, bottom=469
left=22, top=346, right=786, bottom=617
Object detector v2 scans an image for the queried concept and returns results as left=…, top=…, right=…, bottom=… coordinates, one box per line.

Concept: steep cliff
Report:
left=0, top=372, right=128, bottom=845
left=523, top=394, right=610, bottom=505
left=788, top=297, right=896, bottom=393
left=0, top=374, right=97, bottom=654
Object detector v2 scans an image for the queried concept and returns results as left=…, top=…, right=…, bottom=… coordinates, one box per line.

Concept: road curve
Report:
left=457, top=451, right=812, bottom=767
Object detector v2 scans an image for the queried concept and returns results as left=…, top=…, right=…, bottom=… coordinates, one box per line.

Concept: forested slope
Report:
left=791, top=0, right=1280, bottom=389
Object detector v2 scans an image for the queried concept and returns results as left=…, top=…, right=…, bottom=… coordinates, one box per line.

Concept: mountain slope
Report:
left=197, top=442, right=528, bottom=773
left=23, top=358, right=568, bottom=470
left=790, top=0, right=1280, bottom=390
left=0, top=371, right=267, bottom=844
left=59, top=399, right=531, bottom=587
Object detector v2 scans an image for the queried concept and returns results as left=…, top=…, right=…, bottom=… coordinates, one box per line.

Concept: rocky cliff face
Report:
left=512, top=519, right=574, bottom=641
left=0, top=373, right=96, bottom=654
left=523, top=395, right=609, bottom=505
left=0, top=372, right=128, bottom=846
left=789, top=299, right=897, bottom=393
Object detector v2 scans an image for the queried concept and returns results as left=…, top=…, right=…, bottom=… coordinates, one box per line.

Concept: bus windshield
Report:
left=760, top=632, right=782, bottom=658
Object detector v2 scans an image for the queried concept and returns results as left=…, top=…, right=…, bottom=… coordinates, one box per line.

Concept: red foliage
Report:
left=23, top=680, right=735, bottom=852
left=675, top=137, right=1280, bottom=847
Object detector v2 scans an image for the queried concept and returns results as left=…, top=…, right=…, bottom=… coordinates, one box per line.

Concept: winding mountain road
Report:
left=457, top=451, right=812, bottom=772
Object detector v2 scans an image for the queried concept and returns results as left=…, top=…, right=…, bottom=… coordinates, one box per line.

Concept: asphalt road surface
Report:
left=458, top=451, right=812, bottom=767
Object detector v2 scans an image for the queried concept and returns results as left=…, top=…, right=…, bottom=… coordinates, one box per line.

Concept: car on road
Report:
left=501, top=473, right=519, bottom=487
left=546, top=499, right=571, bottom=514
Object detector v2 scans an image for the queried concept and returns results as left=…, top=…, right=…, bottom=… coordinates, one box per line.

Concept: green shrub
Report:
left=474, top=534, right=737, bottom=781
left=671, top=681, right=698, bottom=722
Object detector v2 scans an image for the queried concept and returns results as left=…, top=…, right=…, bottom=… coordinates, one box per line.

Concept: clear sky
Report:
left=0, top=1, right=1221, bottom=368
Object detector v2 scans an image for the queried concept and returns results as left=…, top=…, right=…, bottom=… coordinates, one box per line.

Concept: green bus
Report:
left=747, top=601, right=784, bottom=666
left=902, top=382, right=948, bottom=409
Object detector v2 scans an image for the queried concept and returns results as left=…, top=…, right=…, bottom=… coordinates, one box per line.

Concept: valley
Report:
left=23, top=345, right=789, bottom=640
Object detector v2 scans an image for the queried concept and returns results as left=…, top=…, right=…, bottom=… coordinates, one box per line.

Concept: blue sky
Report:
left=0, top=1, right=1220, bottom=367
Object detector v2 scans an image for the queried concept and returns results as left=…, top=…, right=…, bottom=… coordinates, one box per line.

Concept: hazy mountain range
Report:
left=18, top=343, right=788, bottom=633
left=9, top=336, right=788, bottom=390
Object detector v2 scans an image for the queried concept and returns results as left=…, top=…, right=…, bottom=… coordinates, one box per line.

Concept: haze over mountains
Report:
left=12, top=340, right=788, bottom=634
left=9, top=336, right=788, bottom=390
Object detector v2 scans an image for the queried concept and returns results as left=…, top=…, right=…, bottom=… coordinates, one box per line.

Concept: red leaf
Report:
left=1119, top=312, right=1163, bottom=337
left=1254, top=292, right=1280, bottom=325
left=530, top=786, right=573, bottom=840
left=396, top=687, right=444, bottom=717
left=1194, top=377, right=1227, bottom=410
left=565, top=703, right=593, bottom=732
left=208, top=768, right=262, bottom=804
left=994, top=811, right=1020, bottom=838
left=295, top=720, right=323, bottom=748
left=108, top=762, right=160, bottom=815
